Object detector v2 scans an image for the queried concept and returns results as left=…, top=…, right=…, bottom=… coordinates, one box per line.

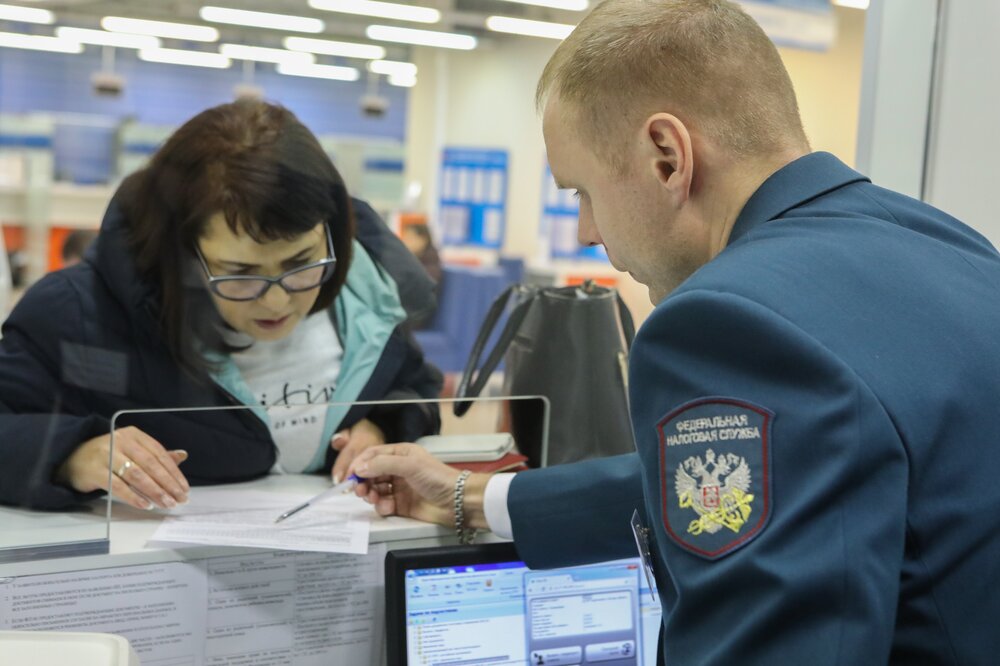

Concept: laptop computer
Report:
left=385, top=542, right=661, bottom=665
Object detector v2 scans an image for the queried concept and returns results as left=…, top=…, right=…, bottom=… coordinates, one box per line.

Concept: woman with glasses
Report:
left=0, top=100, right=442, bottom=510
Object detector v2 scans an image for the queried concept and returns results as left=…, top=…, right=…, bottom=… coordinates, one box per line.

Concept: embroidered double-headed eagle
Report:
left=675, top=449, right=755, bottom=536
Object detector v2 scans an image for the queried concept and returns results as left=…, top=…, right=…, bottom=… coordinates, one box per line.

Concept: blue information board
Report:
left=540, top=164, right=607, bottom=261
left=439, top=148, right=508, bottom=248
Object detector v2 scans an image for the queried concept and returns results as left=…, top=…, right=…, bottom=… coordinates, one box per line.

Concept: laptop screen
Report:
left=385, top=542, right=661, bottom=666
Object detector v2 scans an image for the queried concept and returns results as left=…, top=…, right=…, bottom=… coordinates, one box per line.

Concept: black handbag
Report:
left=455, top=281, right=636, bottom=467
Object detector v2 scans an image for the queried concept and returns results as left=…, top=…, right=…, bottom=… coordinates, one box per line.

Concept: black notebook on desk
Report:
left=385, top=542, right=661, bottom=666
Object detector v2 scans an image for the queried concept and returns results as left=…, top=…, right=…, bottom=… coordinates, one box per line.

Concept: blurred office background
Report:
left=0, top=0, right=871, bottom=374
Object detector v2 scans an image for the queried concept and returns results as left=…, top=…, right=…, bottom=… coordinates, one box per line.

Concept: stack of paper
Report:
left=148, top=487, right=373, bottom=554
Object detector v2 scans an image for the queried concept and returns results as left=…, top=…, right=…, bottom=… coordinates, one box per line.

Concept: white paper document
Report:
left=149, top=487, right=372, bottom=554
left=0, top=545, right=387, bottom=665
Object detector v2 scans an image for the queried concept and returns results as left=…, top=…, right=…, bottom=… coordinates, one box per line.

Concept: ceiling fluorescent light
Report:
left=139, top=47, right=231, bottom=68
left=102, top=17, right=219, bottom=42
left=276, top=62, right=360, bottom=81
left=832, top=0, right=869, bottom=8
left=56, top=27, right=160, bottom=50
left=368, top=59, right=417, bottom=78
left=219, top=43, right=315, bottom=65
left=308, top=0, right=440, bottom=24
left=388, top=74, right=416, bottom=88
left=497, top=0, right=588, bottom=11
left=0, top=31, right=81, bottom=53
left=283, top=36, right=385, bottom=60
left=366, top=25, right=476, bottom=50
left=0, top=3, right=54, bottom=24
left=199, top=6, right=324, bottom=33
left=486, top=16, right=574, bottom=40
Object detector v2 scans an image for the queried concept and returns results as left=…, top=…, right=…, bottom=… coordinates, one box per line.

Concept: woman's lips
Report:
left=254, top=314, right=291, bottom=330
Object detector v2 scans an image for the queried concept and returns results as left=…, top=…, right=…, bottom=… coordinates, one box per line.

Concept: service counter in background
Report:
left=0, top=474, right=487, bottom=666
left=415, top=263, right=510, bottom=374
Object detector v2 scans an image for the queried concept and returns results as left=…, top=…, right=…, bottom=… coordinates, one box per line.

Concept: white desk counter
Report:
left=2, top=474, right=458, bottom=577
left=0, top=475, right=489, bottom=665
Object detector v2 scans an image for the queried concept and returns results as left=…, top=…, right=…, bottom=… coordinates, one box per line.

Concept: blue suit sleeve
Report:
left=632, top=289, right=908, bottom=664
left=508, top=453, right=646, bottom=569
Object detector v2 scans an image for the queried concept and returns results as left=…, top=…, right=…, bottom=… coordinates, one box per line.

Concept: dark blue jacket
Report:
left=0, top=191, right=441, bottom=509
left=509, top=153, right=1000, bottom=664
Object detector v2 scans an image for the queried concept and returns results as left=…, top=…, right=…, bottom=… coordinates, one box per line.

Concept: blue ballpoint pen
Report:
left=273, top=473, right=365, bottom=524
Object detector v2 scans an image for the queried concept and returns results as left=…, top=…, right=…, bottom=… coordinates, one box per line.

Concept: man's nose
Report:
left=577, top=205, right=603, bottom=247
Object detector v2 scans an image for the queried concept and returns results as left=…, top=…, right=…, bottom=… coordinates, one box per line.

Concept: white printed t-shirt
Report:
left=231, top=312, right=343, bottom=473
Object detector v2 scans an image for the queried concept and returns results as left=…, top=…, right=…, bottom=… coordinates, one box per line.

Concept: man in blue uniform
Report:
left=351, top=0, right=1000, bottom=662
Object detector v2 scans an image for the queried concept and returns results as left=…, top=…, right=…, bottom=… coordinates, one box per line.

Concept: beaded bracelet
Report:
left=454, top=469, right=477, bottom=545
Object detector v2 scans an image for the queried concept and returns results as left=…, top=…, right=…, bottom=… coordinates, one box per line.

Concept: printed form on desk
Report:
left=0, top=545, right=388, bottom=665
left=148, top=486, right=372, bottom=554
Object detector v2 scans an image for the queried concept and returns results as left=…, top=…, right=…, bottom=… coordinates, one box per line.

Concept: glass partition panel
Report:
left=100, top=396, right=549, bottom=539
left=0, top=396, right=547, bottom=564
left=0, top=448, right=112, bottom=564
left=109, top=396, right=549, bottom=465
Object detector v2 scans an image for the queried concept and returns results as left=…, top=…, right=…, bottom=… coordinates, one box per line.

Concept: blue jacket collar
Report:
left=728, top=152, right=869, bottom=246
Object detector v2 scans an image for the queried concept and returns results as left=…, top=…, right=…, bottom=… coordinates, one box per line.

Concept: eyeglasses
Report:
left=195, top=229, right=337, bottom=302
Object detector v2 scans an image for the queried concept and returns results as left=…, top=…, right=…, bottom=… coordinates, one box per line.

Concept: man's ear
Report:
left=644, top=113, right=694, bottom=203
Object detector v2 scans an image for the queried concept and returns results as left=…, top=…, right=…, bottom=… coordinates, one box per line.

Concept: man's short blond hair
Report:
left=538, top=0, right=809, bottom=165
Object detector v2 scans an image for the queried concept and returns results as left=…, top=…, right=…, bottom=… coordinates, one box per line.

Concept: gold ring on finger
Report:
left=115, top=459, right=134, bottom=478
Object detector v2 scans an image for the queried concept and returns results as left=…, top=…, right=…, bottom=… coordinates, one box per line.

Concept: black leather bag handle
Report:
left=618, top=292, right=636, bottom=349
left=453, top=282, right=635, bottom=417
left=575, top=279, right=635, bottom=349
left=453, top=285, right=537, bottom=417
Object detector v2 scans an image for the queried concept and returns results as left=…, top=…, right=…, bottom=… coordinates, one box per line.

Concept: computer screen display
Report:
left=385, top=543, right=661, bottom=666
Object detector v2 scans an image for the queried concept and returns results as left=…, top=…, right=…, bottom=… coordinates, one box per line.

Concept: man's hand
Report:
left=330, top=418, right=386, bottom=484
left=349, top=443, right=490, bottom=529
left=54, top=426, right=189, bottom=510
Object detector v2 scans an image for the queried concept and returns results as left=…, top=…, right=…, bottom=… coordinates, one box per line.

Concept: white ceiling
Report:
left=7, top=0, right=584, bottom=55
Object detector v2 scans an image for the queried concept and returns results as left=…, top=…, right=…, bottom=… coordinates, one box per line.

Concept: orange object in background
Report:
left=442, top=256, right=482, bottom=267
left=1, top=224, right=25, bottom=252
left=48, top=226, right=99, bottom=271
left=397, top=212, right=427, bottom=236
left=48, top=227, right=72, bottom=271
left=565, top=274, right=618, bottom=288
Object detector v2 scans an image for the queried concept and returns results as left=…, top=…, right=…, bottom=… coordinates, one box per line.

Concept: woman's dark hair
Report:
left=121, top=99, right=354, bottom=374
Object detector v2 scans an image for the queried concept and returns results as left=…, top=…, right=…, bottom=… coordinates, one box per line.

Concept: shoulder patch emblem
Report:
left=658, top=397, right=773, bottom=560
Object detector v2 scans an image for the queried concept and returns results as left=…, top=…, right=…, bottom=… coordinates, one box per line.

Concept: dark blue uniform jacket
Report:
left=0, top=192, right=441, bottom=510
left=509, top=153, right=1000, bottom=664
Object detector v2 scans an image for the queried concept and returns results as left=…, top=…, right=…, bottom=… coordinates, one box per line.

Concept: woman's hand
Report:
left=330, top=418, right=386, bottom=484
left=348, top=443, right=490, bottom=529
left=54, top=426, right=189, bottom=510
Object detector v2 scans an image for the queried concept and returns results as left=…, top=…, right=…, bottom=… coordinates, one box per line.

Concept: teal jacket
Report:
left=208, top=233, right=433, bottom=472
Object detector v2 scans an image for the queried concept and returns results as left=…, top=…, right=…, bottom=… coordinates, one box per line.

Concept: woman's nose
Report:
left=257, top=281, right=292, bottom=310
